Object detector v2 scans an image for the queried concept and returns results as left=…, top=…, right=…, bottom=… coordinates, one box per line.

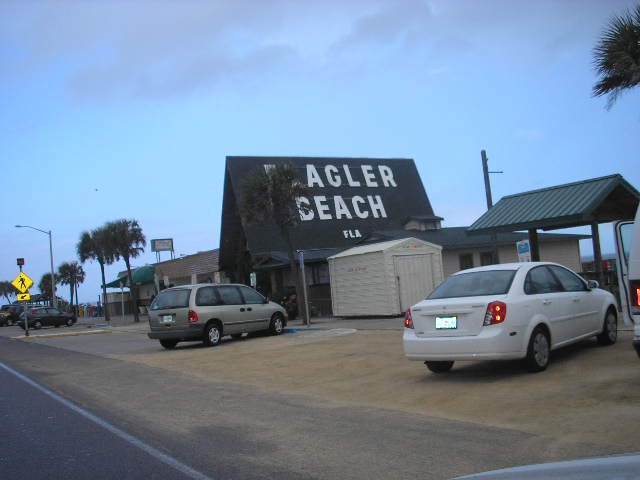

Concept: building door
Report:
left=394, top=254, right=436, bottom=313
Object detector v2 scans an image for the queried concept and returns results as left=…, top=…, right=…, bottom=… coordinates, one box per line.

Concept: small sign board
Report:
left=12, top=272, right=33, bottom=293
left=516, top=240, right=531, bottom=262
left=17, top=293, right=31, bottom=302
left=249, top=272, right=257, bottom=287
left=151, top=239, right=174, bottom=252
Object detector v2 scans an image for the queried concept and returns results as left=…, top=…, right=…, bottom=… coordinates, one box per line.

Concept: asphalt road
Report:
left=0, top=363, right=203, bottom=480
left=0, top=334, right=613, bottom=480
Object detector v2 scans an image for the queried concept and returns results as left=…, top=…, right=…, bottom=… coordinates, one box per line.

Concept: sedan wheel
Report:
left=425, top=361, right=454, bottom=373
left=66, top=318, right=74, bottom=327
left=597, top=310, right=617, bottom=346
left=33, top=320, right=43, bottom=330
left=269, top=314, right=284, bottom=335
left=203, top=323, right=221, bottom=347
left=525, top=327, right=550, bottom=372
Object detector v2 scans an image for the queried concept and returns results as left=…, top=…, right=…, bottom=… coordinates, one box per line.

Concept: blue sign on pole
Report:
left=298, top=250, right=304, bottom=269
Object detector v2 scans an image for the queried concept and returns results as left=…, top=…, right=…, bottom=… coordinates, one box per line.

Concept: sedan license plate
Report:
left=435, top=316, right=457, bottom=329
left=161, top=315, right=174, bottom=325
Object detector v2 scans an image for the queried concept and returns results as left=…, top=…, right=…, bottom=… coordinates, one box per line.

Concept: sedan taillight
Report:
left=404, top=309, right=414, bottom=329
left=483, top=301, right=506, bottom=326
left=631, top=280, right=640, bottom=308
left=188, top=309, right=199, bottom=323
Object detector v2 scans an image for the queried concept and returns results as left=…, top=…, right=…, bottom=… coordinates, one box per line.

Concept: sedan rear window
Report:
left=150, top=289, right=191, bottom=310
left=428, top=270, right=517, bottom=299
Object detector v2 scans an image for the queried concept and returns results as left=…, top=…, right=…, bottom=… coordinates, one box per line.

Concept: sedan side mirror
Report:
left=587, top=280, right=599, bottom=290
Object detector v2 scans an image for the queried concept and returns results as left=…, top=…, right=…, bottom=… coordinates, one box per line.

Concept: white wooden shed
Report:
left=328, top=237, right=444, bottom=317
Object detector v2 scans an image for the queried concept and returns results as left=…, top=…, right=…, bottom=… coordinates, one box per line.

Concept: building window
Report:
left=311, top=263, right=330, bottom=284
left=459, top=253, right=474, bottom=270
left=480, top=251, right=496, bottom=266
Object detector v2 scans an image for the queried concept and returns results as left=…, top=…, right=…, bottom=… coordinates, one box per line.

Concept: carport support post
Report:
left=528, top=229, right=540, bottom=261
left=591, top=222, right=604, bottom=287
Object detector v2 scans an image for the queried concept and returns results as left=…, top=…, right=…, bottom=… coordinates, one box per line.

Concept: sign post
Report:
left=13, top=260, right=33, bottom=337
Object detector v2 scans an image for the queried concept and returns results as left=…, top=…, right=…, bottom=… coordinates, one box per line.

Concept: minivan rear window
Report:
left=150, top=289, right=191, bottom=310
left=428, top=270, right=517, bottom=299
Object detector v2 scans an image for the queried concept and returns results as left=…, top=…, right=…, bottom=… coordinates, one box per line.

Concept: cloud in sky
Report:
left=3, top=0, right=632, bottom=103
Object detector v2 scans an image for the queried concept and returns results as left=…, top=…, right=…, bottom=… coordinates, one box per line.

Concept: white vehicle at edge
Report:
left=614, top=204, right=640, bottom=358
left=403, top=262, right=618, bottom=373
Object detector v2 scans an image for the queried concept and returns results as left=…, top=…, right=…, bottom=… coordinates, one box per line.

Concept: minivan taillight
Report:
left=483, top=301, right=506, bottom=326
left=404, top=309, right=414, bottom=329
left=188, top=309, right=199, bottom=323
left=631, top=280, right=640, bottom=308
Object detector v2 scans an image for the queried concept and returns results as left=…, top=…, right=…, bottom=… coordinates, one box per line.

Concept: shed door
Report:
left=394, top=254, right=436, bottom=313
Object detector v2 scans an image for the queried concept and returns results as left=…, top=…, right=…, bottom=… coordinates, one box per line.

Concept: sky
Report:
left=1, top=0, right=639, bottom=304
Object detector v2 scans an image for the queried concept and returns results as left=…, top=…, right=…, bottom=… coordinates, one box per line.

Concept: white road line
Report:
left=0, top=362, right=213, bottom=480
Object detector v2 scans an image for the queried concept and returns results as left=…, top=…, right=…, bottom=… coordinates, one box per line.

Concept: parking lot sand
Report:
left=113, top=329, right=640, bottom=454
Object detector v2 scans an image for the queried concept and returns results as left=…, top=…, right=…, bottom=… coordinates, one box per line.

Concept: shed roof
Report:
left=154, top=249, right=219, bottom=278
left=468, top=174, right=639, bottom=233
left=329, top=237, right=441, bottom=259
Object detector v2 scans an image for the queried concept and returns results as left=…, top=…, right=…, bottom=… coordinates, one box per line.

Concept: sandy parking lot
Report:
left=113, top=328, right=640, bottom=453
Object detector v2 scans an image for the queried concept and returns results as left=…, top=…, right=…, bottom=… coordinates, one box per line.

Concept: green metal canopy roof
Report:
left=468, top=174, right=640, bottom=233
left=103, top=265, right=155, bottom=289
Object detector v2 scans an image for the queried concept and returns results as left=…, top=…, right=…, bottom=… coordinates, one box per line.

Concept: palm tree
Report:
left=105, top=219, right=146, bottom=323
left=0, top=281, right=18, bottom=304
left=593, top=4, right=640, bottom=109
left=78, top=227, right=114, bottom=323
left=240, top=162, right=312, bottom=324
left=58, top=262, right=85, bottom=314
left=38, top=272, right=57, bottom=305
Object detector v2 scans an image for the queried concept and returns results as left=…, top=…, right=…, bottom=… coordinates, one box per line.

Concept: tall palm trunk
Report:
left=99, top=261, right=110, bottom=323
left=282, top=227, right=308, bottom=325
left=124, top=257, right=140, bottom=323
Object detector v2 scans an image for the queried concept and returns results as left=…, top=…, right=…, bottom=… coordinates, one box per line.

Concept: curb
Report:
left=14, top=329, right=111, bottom=340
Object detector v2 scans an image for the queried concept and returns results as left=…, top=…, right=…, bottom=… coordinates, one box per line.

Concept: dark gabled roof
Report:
left=219, top=156, right=440, bottom=271
left=363, top=227, right=588, bottom=250
left=468, top=174, right=640, bottom=233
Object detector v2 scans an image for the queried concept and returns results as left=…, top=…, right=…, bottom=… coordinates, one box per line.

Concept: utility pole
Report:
left=481, top=150, right=502, bottom=264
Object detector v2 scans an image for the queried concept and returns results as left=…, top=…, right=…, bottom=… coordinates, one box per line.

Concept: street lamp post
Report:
left=15, top=225, right=57, bottom=308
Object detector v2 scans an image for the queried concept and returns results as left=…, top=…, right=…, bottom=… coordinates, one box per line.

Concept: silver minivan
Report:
left=148, top=283, right=287, bottom=349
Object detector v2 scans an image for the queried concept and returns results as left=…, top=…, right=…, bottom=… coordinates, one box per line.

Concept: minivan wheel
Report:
left=525, top=327, right=550, bottom=372
left=597, top=310, right=617, bottom=346
left=269, top=313, right=284, bottom=335
left=425, top=361, right=454, bottom=373
left=33, top=321, right=43, bottom=330
left=204, top=323, right=221, bottom=347
left=160, top=339, right=178, bottom=349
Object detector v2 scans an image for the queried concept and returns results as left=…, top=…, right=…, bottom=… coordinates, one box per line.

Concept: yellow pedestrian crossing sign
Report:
left=12, top=272, right=33, bottom=294
left=17, top=293, right=31, bottom=302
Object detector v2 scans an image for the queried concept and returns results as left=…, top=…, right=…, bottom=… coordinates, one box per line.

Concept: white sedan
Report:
left=403, top=262, right=618, bottom=373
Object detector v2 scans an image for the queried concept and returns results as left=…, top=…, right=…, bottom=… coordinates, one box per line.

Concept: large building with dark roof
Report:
left=218, top=156, right=586, bottom=315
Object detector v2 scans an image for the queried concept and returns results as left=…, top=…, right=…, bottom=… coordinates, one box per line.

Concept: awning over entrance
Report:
left=467, top=174, right=640, bottom=281
left=468, top=174, right=639, bottom=233
left=103, top=265, right=156, bottom=289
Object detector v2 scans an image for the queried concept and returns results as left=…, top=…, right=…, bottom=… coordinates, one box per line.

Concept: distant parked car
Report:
left=148, top=283, right=287, bottom=349
left=403, top=262, right=618, bottom=373
left=18, top=307, right=76, bottom=330
left=0, top=304, right=25, bottom=326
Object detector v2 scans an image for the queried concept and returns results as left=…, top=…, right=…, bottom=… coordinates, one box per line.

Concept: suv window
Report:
left=524, top=266, right=563, bottom=294
left=196, top=286, right=220, bottom=306
left=150, top=289, right=191, bottom=310
left=239, top=286, right=265, bottom=304
left=548, top=265, right=587, bottom=292
left=216, top=286, right=243, bottom=305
